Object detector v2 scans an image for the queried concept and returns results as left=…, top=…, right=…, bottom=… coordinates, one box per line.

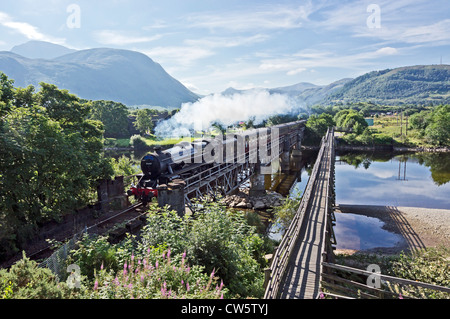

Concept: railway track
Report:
left=8, top=202, right=148, bottom=266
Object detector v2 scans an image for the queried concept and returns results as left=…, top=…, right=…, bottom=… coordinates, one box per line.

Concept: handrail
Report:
left=316, top=129, right=335, bottom=298
left=264, top=128, right=333, bottom=299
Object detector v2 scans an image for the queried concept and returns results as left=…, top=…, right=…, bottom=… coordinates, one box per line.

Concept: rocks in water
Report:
left=220, top=188, right=285, bottom=210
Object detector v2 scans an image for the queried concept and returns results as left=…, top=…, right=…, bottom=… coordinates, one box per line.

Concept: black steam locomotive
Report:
left=127, top=120, right=304, bottom=204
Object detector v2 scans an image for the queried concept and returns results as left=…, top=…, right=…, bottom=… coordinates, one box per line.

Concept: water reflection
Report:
left=334, top=213, right=404, bottom=250
left=335, top=151, right=450, bottom=209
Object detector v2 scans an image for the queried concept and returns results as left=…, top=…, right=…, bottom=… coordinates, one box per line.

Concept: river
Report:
left=274, top=150, right=450, bottom=249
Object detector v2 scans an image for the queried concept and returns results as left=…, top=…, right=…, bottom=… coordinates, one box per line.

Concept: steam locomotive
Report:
left=127, top=120, right=304, bottom=204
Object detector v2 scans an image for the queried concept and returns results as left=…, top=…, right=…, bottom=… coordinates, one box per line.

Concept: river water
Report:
left=280, top=150, right=450, bottom=250
left=335, top=151, right=450, bottom=209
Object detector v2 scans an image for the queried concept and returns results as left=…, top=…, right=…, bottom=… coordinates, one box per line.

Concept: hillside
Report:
left=326, top=65, right=450, bottom=105
left=0, top=42, right=199, bottom=108
left=221, top=78, right=352, bottom=107
left=10, top=40, right=76, bottom=59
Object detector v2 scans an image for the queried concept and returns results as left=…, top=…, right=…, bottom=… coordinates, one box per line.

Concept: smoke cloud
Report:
left=155, top=89, right=299, bottom=138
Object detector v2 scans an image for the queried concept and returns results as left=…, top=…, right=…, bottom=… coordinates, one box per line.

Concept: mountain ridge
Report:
left=326, top=64, right=450, bottom=105
left=0, top=41, right=199, bottom=108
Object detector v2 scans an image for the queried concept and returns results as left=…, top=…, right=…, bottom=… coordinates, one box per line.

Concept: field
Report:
left=371, top=114, right=432, bottom=147
left=104, top=136, right=195, bottom=149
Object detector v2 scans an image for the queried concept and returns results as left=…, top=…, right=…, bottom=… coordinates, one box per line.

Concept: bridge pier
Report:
left=249, top=173, right=266, bottom=197
left=157, top=179, right=186, bottom=216
left=280, top=151, right=290, bottom=173
left=249, top=162, right=267, bottom=197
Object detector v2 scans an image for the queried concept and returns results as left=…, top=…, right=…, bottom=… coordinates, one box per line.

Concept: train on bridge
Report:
left=127, top=120, right=305, bottom=204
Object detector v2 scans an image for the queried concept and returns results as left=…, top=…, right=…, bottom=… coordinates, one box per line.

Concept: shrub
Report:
left=139, top=203, right=267, bottom=298
left=130, top=134, right=149, bottom=150
left=87, top=249, right=226, bottom=299
left=0, top=253, right=81, bottom=299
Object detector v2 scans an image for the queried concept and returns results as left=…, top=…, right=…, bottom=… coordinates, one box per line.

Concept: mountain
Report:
left=0, top=41, right=199, bottom=108
left=221, top=79, right=352, bottom=107
left=275, top=79, right=352, bottom=105
left=11, top=41, right=76, bottom=59
left=270, top=82, right=319, bottom=95
left=326, top=65, right=450, bottom=105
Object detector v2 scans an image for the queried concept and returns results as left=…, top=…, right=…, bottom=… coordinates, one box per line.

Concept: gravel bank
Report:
left=334, top=204, right=450, bottom=255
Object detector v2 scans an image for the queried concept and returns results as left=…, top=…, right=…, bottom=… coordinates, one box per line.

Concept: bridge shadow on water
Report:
left=335, top=204, right=426, bottom=254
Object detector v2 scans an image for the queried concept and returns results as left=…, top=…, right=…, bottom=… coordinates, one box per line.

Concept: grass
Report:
left=370, top=115, right=434, bottom=148
left=143, top=136, right=194, bottom=146
left=104, top=136, right=196, bottom=149
left=104, top=138, right=131, bottom=148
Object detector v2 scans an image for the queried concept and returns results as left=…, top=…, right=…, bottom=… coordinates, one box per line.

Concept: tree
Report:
left=37, top=82, right=89, bottom=126
left=89, top=100, right=129, bottom=138
left=306, top=113, right=335, bottom=137
left=134, top=108, right=156, bottom=135
left=0, top=76, right=114, bottom=260
left=424, top=105, right=450, bottom=146
left=13, top=85, right=36, bottom=109
left=0, top=72, right=14, bottom=117
left=409, top=110, right=431, bottom=130
left=334, top=109, right=368, bottom=134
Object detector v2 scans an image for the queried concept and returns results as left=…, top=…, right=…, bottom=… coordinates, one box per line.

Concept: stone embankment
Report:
left=221, top=188, right=285, bottom=210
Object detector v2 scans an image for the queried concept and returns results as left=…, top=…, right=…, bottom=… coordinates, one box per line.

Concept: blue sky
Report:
left=1, top=0, right=449, bottom=94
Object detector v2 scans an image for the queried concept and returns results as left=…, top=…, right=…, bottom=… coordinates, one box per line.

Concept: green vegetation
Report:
left=271, top=191, right=302, bottom=235
left=1, top=201, right=275, bottom=299
left=305, top=100, right=450, bottom=148
left=89, top=100, right=129, bottom=138
left=334, top=246, right=450, bottom=299
left=326, top=65, right=450, bottom=106
left=0, top=73, right=114, bottom=261
left=0, top=253, right=82, bottom=299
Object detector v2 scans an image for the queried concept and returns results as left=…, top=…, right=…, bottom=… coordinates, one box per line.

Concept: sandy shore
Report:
left=334, top=204, right=450, bottom=255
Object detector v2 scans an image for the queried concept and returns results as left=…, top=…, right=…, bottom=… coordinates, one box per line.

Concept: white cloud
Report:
left=142, top=46, right=214, bottom=67
left=0, top=11, right=64, bottom=44
left=257, top=45, right=401, bottom=76
left=287, top=67, right=307, bottom=76
left=94, top=30, right=162, bottom=46
left=186, top=3, right=314, bottom=32
left=184, top=34, right=269, bottom=49
left=374, top=47, right=398, bottom=56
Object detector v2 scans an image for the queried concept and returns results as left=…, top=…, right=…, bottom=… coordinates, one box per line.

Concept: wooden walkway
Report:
left=264, top=129, right=335, bottom=299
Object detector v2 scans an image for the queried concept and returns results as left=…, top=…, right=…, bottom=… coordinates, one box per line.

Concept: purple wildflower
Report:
left=94, top=280, right=98, bottom=291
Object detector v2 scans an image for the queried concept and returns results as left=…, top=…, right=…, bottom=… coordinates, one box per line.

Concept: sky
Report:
left=1, top=0, right=450, bottom=95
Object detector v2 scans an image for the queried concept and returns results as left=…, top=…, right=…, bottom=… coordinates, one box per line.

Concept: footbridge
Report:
left=264, top=128, right=336, bottom=299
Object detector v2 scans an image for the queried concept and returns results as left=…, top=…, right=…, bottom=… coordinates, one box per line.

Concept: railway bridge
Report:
left=152, top=121, right=306, bottom=214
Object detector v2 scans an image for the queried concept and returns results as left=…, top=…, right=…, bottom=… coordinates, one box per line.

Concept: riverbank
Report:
left=334, top=204, right=450, bottom=255
left=302, top=144, right=450, bottom=152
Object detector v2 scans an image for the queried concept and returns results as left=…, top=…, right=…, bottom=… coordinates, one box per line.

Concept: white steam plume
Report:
left=155, top=89, right=298, bottom=138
